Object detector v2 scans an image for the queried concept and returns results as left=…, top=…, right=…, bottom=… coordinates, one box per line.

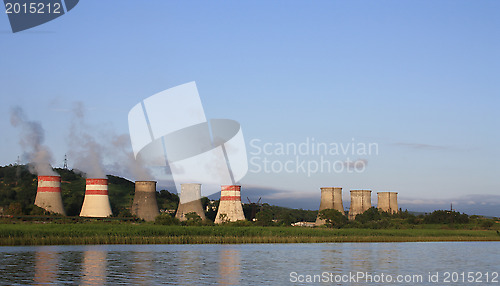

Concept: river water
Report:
left=0, top=242, right=498, bottom=285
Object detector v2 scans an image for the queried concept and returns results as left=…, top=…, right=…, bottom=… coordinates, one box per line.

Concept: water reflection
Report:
left=0, top=242, right=498, bottom=285
left=33, top=250, right=59, bottom=285
left=350, top=245, right=375, bottom=271
left=0, top=250, right=36, bottom=285
left=218, top=248, right=241, bottom=285
left=177, top=250, right=205, bottom=285
left=132, top=251, right=155, bottom=285
left=320, top=248, right=343, bottom=269
left=81, top=249, right=107, bottom=285
left=375, top=245, right=400, bottom=272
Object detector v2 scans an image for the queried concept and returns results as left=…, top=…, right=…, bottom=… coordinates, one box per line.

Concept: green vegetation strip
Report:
left=0, top=224, right=499, bottom=246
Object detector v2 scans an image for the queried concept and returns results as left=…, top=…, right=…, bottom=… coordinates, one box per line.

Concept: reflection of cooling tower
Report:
left=215, top=185, right=245, bottom=223
left=82, top=250, right=107, bottom=285
left=377, top=192, right=399, bottom=214
left=35, top=176, right=65, bottom=215
left=316, top=187, right=345, bottom=226
left=80, top=179, right=112, bottom=217
left=218, top=249, right=241, bottom=285
left=131, top=181, right=159, bottom=221
left=348, top=190, right=372, bottom=220
left=175, top=183, right=206, bottom=221
left=34, top=250, right=59, bottom=284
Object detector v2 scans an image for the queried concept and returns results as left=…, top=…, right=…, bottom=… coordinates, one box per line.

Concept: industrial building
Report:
left=377, top=192, right=399, bottom=214
left=80, top=178, right=112, bottom=217
left=215, top=185, right=245, bottom=223
left=315, top=187, right=345, bottom=226
left=35, top=175, right=66, bottom=215
left=131, top=181, right=159, bottom=221
left=348, top=190, right=372, bottom=220
left=175, top=183, right=206, bottom=221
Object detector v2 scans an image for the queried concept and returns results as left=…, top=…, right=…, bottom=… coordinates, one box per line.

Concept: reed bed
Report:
left=0, top=224, right=499, bottom=246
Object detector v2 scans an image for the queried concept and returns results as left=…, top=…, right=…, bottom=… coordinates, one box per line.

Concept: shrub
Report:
left=318, top=209, right=347, bottom=228
left=481, top=220, right=495, bottom=229
left=154, top=214, right=180, bottom=225
left=183, top=212, right=203, bottom=226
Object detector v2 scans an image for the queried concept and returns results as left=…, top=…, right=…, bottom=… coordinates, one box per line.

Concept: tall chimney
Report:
left=315, top=187, right=345, bottom=226
left=35, top=176, right=65, bottom=215
left=80, top=178, right=112, bottom=217
left=131, top=181, right=159, bottom=221
left=377, top=192, right=399, bottom=214
left=348, top=190, right=371, bottom=220
left=175, top=183, right=206, bottom=221
left=215, top=185, right=245, bottom=223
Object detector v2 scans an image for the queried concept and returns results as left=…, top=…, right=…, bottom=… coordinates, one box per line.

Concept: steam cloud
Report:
left=107, top=134, right=153, bottom=181
left=9, top=106, right=57, bottom=176
left=68, top=102, right=107, bottom=179
left=68, top=102, right=152, bottom=181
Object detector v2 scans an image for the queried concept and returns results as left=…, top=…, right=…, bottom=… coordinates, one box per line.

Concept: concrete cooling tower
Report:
left=175, top=183, right=206, bottom=221
left=80, top=178, right=112, bottom=217
left=315, top=187, right=345, bottom=226
left=348, top=190, right=372, bottom=220
left=35, top=176, right=65, bottom=215
left=377, top=192, right=399, bottom=214
left=131, top=181, right=159, bottom=221
left=215, top=185, right=245, bottom=223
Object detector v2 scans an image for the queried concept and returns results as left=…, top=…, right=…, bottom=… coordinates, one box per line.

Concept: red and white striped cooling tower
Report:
left=79, top=178, right=112, bottom=217
left=214, top=185, right=245, bottom=223
left=35, top=176, right=65, bottom=215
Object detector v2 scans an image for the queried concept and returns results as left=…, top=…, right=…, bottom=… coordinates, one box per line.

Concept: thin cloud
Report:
left=393, top=142, right=448, bottom=150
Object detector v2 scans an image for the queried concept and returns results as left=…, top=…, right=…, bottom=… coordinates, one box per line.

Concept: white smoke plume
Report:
left=9, top=106, right=57, bottom=176
left=106, top=133, right=153, bottom=181
left=67, top=102, right=107, bottom=179
left=67, top=102, right=153, bottom=181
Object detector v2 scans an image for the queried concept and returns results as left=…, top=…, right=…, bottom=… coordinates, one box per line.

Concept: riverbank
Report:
left=1, top=223, right=499, bottom=246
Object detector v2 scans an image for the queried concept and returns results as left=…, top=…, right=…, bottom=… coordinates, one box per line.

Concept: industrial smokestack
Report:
left=215, top=185, right=245, bottom=223
left=80, top=178, right=112, bottom=217
left=377, top=192, right=399, bottom=214
left=131, top=181, right=159, bottom=221
left=348, top=190, right=372, bottom=220
left=175, top=183, right=206, bottom=221
left=35, top=176, right=65, bottom=215
left=315, top=187, right=345, bottom=226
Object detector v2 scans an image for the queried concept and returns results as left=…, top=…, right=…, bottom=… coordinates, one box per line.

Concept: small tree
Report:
left=217, top=213, right=229, bottom=224
left=355, top=207, right=381, bottom=223
left=255, top=209, right=274, bottom=226
left=6, top=202, right=23, bottom=215
left=154, top=213, right=180, bottom=225
left=481, top=220, right=494, bottom=229
left=184, top=212, right=203, bottom=226
left=318, top=209, right=347, bottom=228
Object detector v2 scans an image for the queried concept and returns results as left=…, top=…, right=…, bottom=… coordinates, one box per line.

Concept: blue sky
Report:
left=1, top=1, right=499, bottom=215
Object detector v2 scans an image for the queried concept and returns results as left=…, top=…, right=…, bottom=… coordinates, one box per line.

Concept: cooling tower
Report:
left=215, top=185, right=245, bottom=223
left=131, top=181, right=160, bottom=221
left=315, top=187, right=345, bottom=226
left=175, top=183, right=206, bottom=221
left=377, top=192, right=399, bottom=214
left=80, top=178, right=112, bottom=217
left=35, top=176, right=65, bottom=215
left=348, top=190, right=372, bottom=220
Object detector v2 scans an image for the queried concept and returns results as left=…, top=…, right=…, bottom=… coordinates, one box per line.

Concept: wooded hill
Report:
left=0, top=164, right=318, bottom=223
